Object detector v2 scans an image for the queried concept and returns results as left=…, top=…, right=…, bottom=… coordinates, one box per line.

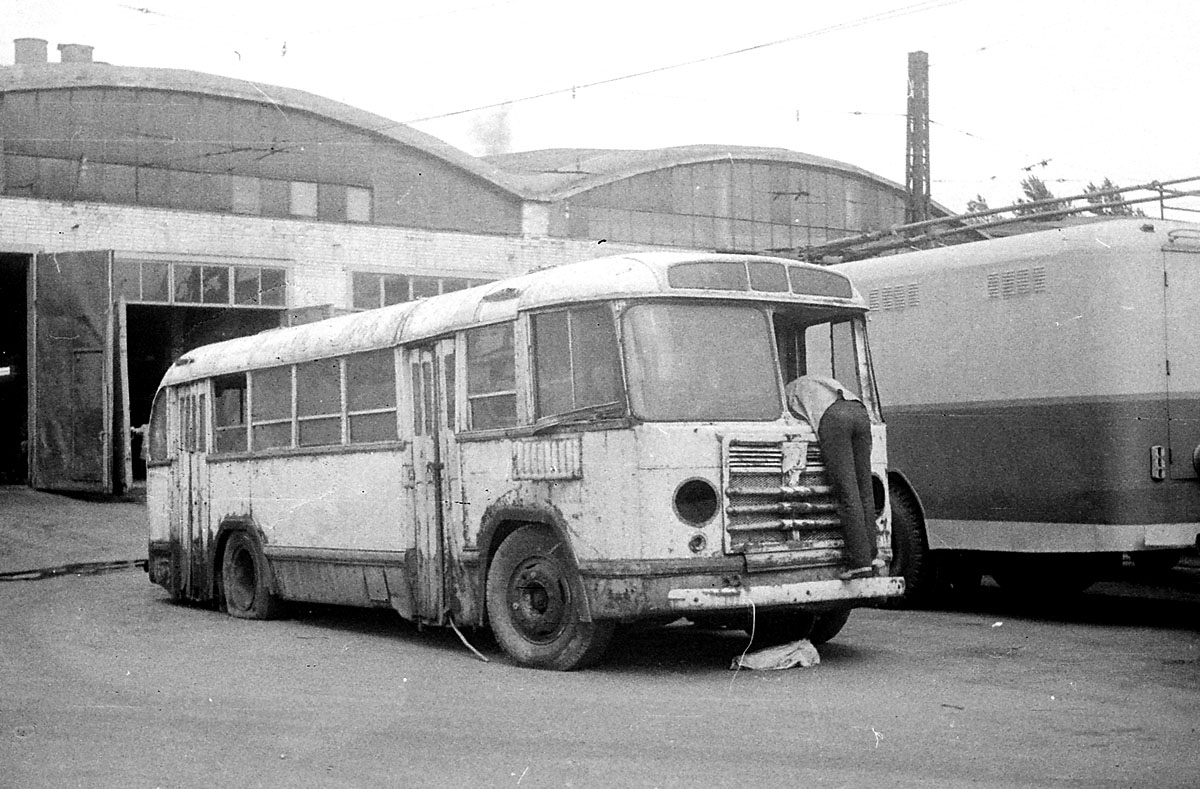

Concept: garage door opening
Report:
left=0, top=254, right=30, bottom=484
left=125, top=304, right=281, bottom=480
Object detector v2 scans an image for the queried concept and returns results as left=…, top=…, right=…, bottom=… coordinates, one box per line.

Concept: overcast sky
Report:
left=5, top=0, right=1198, bottom=217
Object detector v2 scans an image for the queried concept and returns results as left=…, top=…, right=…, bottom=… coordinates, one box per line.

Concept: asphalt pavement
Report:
left=0, top=485, right=147, bottom=577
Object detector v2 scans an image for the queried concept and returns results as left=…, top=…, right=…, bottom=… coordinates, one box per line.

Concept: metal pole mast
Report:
left=905, top=51, right=931, bottom=225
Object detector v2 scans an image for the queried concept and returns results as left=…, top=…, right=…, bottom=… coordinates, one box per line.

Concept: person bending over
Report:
left=786, top=375, right=882, bottom=580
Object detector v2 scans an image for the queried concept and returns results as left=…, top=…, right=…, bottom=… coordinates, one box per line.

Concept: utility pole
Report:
left=905, top=51, right=931, bottom=224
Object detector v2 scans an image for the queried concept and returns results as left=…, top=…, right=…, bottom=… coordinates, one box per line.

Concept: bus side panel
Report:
left=885, top=396, right=1196, bottom=528
left=853, top=225, right=1198, bottom=550
left=206, top=450, right=411, bottom=606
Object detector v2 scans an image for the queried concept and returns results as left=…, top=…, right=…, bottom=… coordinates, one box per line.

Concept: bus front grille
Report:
left=723, top=439, right=844, bottom=555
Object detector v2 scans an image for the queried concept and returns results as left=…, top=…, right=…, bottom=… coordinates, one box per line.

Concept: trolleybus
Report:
left=838, top=218, right=1200, bottom=597
left=145, top=251, right=904, bottom=668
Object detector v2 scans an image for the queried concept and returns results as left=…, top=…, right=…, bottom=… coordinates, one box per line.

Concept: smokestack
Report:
left=57, top=43, right=94, bottom=64
left=14, top=38, right=48, bottom=65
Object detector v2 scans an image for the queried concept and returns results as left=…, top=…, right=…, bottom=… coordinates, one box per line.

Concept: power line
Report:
left=402, top=0, right=969, bottom=126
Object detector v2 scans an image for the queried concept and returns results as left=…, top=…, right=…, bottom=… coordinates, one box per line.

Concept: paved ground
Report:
left=0, top=485, right=147, bottom=575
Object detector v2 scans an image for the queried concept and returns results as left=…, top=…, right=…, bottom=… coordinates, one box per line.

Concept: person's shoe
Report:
left=839, top=566, right=873, bottom=580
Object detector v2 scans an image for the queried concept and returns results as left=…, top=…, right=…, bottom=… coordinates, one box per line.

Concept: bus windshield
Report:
left=622, top=303, right=781, bottom=421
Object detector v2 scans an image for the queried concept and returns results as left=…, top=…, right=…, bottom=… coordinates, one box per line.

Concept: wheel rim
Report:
left=506, top=556, right=570, bottom=644
left=227, top=544, right=257, bottom=612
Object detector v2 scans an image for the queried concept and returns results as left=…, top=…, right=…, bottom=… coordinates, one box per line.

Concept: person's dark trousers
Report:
left=818, top=398, right=876, bottom=568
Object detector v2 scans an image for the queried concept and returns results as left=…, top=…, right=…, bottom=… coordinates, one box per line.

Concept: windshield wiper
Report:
left=531, top=401, right=625, bottom=433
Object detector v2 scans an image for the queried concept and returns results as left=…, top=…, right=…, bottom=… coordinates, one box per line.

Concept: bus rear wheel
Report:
left=222, top=531, right=281, bottom=620
left=486, top=526, right=614, bottom=670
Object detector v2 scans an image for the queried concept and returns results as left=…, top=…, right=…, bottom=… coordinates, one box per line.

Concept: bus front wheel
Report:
left=808, top=608, right=851, bottom=645
left=486, top=526, right=614, bottom=670
left=221, top=531, right=281, bottom=620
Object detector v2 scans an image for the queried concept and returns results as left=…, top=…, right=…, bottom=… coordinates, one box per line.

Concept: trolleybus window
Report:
left=622, top=303, right=778, bottom=421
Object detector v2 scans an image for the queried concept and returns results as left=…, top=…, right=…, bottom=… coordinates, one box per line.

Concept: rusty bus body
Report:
left=145, top=251, right=903, bottom=669
left=836, top=219, right=1200, bottom=596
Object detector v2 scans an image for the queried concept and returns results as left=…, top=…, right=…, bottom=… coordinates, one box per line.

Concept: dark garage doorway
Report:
left=0, top=254, right=29, bottom=484
left=125, top=304, right=281, bottom=480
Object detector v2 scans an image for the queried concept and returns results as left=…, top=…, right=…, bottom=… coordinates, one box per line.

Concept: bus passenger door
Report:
left=174, top=382, right=210, bottom=598
left=409, top=345, right=449, bottom=623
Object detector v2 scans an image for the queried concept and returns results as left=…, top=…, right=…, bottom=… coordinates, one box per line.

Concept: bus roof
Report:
left=161, top=251, right=864, bottom=386
left=834, top=217, right=1200, bottom=281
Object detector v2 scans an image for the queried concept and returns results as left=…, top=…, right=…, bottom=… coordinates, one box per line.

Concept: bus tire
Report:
left=888, top=478, right=935, bottom=605
left=221, top=530, right=281, bottom=620
left=1130, top=549, right=1184, bottom=574
left=486, top=526, right=615, bottom=670
left=747, top=609, right=816, bottom=647
left=808, top=608, right=851, bottom=645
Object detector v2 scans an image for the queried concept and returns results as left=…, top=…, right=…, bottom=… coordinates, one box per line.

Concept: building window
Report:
left=113, top=260, right=286, bottom=308
left=466, top=322, right=517, bottom=430
left=346, top=186, right=372, bottom=222
left=351, top=272, right=494, bottom=310
left=290, top=181, right=318, bottom=217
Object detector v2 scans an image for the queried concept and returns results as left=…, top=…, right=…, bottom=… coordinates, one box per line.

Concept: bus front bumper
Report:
left=582, top=571, right=904, bottom=620
left=666, top=576, right=904, bottom=612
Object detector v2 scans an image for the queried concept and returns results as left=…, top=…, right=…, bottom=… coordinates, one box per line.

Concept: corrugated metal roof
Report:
left=487, top=144, right=913, bottom=202
left=0, top=63, right=527, bottom=198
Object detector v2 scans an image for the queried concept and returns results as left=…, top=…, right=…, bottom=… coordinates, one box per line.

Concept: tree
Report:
left=1012, top=175, right=1071, bottom=216
left=1083, top=178, right=1144, bottom=216
left=964, top=194, right=991, bottom=223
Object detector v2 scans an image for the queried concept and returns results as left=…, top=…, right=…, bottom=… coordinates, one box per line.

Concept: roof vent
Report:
left=14, top=38, right=48, bottom=65
left=57, top=43, right=94, bottom=64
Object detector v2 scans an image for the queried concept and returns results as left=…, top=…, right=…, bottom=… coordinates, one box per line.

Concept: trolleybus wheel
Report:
left=486, top=526, right=614, bottom=670
left=889, top=480, right=935, bottom=605
left=808, top=608, right=851, bottom=645
left=221, top=531, right=281, bottom=620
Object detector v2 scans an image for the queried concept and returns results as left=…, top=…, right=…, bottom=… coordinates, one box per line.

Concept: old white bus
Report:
left=145, top=251, right=903, bottom=669
left=838, top=218, right=1200, bottom=598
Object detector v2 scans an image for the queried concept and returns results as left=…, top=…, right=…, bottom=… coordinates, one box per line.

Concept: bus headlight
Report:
left=675, top=478, right=718, bottom=526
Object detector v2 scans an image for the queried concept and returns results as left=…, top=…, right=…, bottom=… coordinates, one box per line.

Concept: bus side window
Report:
left=532, top=306, right=621, bottom=419
left=346, top=349, right=397, bottom=443
left=804, top=320, right=861, bottom=396
left=251, top=366, right=293, bottom=450
left=213, top=374, right=248, bottom=453
left=297, top=358, right=342, bottom=447
left=147, top=389, right=170, bottom=463
left=466, top=322, right=517, bottom=429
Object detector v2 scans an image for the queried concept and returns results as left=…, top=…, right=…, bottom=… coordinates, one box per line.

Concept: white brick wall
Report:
left=0, top=197, right=669, bottom=308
